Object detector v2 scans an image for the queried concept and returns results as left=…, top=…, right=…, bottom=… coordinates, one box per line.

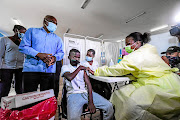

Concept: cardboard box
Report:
left=1, top=89, right=54, bottom=110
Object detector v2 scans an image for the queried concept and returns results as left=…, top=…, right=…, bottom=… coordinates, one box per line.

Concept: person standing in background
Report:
left=81, top=49, right=99, bottom=75
left=161, top=46, right=180, bottom=75
left=0, top=25, right=26, bottom=99
left=54, top=60, right=62, bottom=98
left=19, top=15, right=64, bottom=93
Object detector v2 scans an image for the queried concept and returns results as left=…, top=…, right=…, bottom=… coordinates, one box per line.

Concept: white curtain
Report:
left=104, top=42, right=121, bottom=66
left=63, top=36, right=125, bottom=66
left=85, top=39, right=101, bottom=65
left=63, top=37, right=85, bottom=65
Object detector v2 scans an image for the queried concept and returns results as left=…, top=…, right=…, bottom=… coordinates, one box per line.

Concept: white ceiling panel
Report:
left=0, top=0, right=180, bottom=40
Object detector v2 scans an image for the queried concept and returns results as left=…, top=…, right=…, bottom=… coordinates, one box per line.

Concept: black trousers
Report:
left=54, top=61, right=62, bottom=98
left=0, top=68, right=23, bottom=99
left=22, top=72, right=55, bottom=93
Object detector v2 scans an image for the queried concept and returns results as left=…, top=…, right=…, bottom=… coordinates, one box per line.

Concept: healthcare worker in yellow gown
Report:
left=95, top=32, right=180, bottom=120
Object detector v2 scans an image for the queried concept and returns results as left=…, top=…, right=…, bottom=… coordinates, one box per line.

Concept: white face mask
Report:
left=86, top=56, right=93, bottom=61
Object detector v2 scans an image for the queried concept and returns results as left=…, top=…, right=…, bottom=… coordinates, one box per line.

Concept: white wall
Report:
left=63, top=37, right=86, bottom=65
left=104, top=42, right=122, bottom=66
left=149, top=32, right=179, bottom=55
left=63, top=35, right=122, bottom=67
left=85, top=39, right=101, bottom=65
left=63, top=36, right=102, bottom=65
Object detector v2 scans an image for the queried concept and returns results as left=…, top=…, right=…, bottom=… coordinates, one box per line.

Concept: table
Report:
left=89, top=75, right=131, bottom=92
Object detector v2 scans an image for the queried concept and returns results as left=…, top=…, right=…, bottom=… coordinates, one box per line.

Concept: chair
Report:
left=59, top=83, right=67, bottom=119
left=58, top=83, right=103, bottom=120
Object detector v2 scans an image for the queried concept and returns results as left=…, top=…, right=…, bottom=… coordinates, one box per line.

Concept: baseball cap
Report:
left=161, top=46, right=180, bottom=54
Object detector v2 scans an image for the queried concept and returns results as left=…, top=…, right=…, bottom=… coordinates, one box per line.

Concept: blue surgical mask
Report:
left=86, top=56, right=93, bottom=61
left=18, top=33, right=24, bottom=39
left=45, top=19, right=57, bottom=33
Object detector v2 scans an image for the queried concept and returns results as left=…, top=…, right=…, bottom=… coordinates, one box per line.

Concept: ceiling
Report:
left=0, top=0, right=180, bottom=40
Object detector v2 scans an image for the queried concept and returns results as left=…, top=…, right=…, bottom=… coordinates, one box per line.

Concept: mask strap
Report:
left=44, top=19, right=49, bottom=27
left=131, top=42, right=138, bottom=51
left=133, top=44, right=138, bottom=51
left=44, top=19, right=49, bottom=23
left=17, top=29, right=24, bottom=35
left=16, top=29, right=20, bottom=34
left=16, top=29, right=22, bottom=39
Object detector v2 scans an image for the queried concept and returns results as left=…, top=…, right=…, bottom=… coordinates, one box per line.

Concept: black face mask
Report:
left=166, top=56, right=180, bottom=67
left=71, top=59, right=80, bottom=65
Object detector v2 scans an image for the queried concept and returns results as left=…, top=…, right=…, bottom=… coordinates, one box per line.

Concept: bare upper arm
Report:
left=62, top=72, right=71, bottom=78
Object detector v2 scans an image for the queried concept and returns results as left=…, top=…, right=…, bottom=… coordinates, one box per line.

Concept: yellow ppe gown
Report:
left=95, top=44, right=180, bottom=120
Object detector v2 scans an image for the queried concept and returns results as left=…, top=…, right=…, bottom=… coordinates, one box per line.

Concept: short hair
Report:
left=69, top=49, right=80, bottom=56
left=44, top=15, right=56, bottom=20
left=44, top=15, right=57, bottom=23
left=87, top=49, right=95, bottom=55
left=13, top=25, right=26, bottom=32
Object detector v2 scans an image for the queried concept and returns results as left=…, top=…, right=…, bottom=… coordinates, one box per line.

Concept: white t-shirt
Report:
left=80, top=60, right=99, bottom=75
left=61, top=64, right=87, bottom=96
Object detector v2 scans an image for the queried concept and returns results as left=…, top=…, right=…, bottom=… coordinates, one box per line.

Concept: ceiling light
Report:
left=126, top=12, right=146, bottom=23
left=81, top=0, right=91, bottom=9
left=116, top=39, right=125, bottom=42
left=150, top=25, right=168, bottom=32
left=116, top=40, right=121, bottom=42
left=11, top=18, right=22, bottom=25
left=175, top=12, right=180, bottom=23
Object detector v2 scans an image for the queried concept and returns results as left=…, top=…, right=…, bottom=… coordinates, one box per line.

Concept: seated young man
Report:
left=61, top=49, right=114, bottom=120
